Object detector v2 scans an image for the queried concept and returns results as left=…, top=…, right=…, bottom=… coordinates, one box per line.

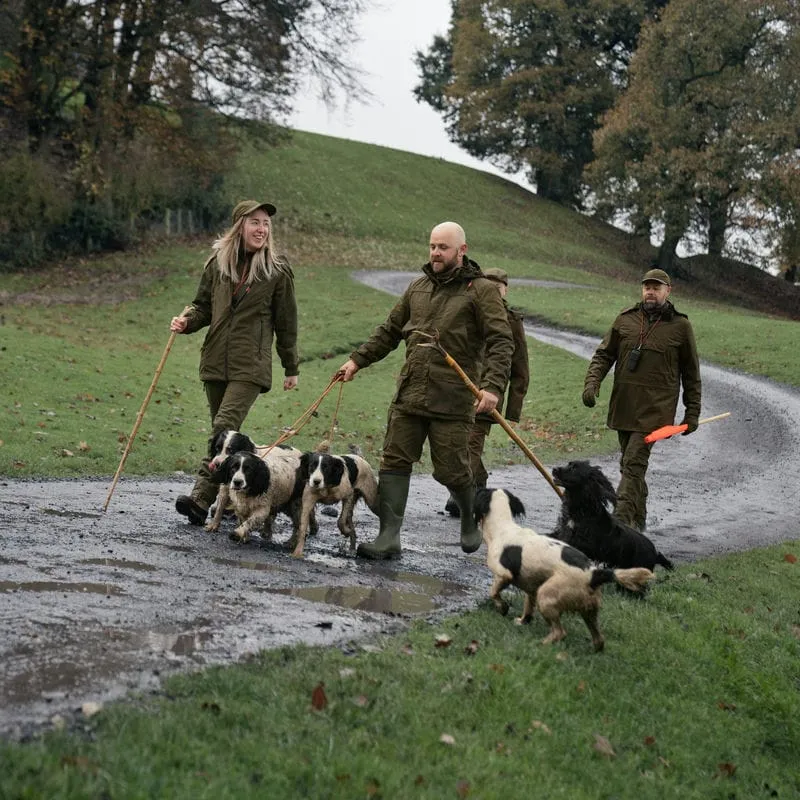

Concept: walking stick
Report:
left=416, top=330, right=564, bottom=499
left=103, top=307, right=192, bottom=512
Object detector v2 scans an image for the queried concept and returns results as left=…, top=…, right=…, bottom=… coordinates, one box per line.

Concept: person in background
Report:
left=337, top=221, right=513, bottom=558
left=582, top=266, right=701, bottom=531
left=171, top=200, right=299, bottom=525
left=445, top=267, right=529, bottom=517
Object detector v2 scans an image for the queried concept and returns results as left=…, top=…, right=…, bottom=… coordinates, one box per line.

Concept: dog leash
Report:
left=258, top=374, right=346, bottom=457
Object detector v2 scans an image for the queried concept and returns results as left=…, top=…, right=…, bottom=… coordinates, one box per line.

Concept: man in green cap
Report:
left=445, top=267, right=530, bottom=517
left=337, top=221, right=514, bottom=558
left=582, top=266, right=702, bottom=530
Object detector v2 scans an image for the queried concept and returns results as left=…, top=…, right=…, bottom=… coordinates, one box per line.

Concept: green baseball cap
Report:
left=231, top=199, right=277, bottom=224
left=641, top=268, right=671, bottom=285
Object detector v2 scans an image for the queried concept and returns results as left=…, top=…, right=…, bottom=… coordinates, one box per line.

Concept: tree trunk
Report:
left=707, top=199, right=728, bottom=256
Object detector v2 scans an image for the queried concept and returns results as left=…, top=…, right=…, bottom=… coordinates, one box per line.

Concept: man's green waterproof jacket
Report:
left=350, top=257, right=514, bottom=421
left=182, top=256, right=299, bottom=392
left=584, top=301, right=701, bottom=433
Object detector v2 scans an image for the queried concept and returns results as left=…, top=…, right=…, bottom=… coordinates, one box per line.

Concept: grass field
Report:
left=1, top=129, right=799, bottom=797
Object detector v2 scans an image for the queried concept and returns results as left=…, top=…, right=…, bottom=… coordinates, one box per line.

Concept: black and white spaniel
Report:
left=551, top=460, right=673, bottom=572
left=205, top=430, right=316, bottom=540
left=474, top=488, right=654, bottom=652
left=292, top=452, right=379, bottom=557
left=209, top=449, right=307, bottom=545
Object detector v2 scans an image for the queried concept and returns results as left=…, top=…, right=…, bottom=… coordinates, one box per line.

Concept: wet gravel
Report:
left=2, top=270, right=798, bottom=740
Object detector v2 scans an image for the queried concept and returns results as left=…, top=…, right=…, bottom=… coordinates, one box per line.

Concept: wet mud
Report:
left=1, top=270, right=798, bottom=739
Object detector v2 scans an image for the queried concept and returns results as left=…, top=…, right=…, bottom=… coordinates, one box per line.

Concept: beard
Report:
left=642, top=299, right=664, bottom=312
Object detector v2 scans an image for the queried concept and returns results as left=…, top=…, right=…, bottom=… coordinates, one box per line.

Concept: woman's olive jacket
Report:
left=350, top=258, right=514, bottom=421
left=182, top=256, right=299, bottom=392
left=584, top=301, right=701, bottom=433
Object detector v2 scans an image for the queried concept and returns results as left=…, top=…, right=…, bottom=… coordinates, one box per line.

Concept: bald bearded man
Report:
left=337, top=221, right=514, bottom=559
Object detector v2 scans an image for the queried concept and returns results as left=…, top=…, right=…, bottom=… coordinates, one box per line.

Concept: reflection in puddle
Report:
left=266, top=585, right=440, bottom=615
left=132, top=629, right=213, bottom=656
left=212, top=557, right=281, bottom=573
left=40, top=508, right=102, bottom=520
left=81, top=558, right=158, bottom=572
left=0, top=581, right=123, bottom=595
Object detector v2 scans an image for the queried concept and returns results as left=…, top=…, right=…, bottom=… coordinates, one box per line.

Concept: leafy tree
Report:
left=589, top=0, right=800, bottom=268
left=414, top=0, right=667, bottom=207
left=0, top=0, right=365, bottom=263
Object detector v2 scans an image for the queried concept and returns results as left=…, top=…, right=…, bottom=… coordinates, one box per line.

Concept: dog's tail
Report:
left=656, top=551, right=674, bottom=571
left=589, top=567, right=655, bottom=593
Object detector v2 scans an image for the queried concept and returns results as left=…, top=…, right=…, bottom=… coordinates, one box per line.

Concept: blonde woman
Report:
left=171, top=200, right=299, bottom=525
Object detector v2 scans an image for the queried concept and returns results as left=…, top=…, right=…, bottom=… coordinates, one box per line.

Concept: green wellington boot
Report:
left=356, top=472, right=410, bottom=560
left=450, top=485, right=482, bottom=553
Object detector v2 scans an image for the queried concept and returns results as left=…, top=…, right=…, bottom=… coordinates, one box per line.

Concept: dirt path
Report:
left=2, top=270, right=799, bottom=739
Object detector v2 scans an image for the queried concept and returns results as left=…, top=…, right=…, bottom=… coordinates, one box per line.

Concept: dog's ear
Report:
left=217, top=456, right=234, bottom=484
left=209, top=430, right=225, bottom=460
left=299, top=452, right=311, bottom=480
left=590, top=466, right=617, bottom=508
left=250, top=457, right=270, bottom=496
left=473, top=487, right=493, bottom=525
left=505, top=490, right=526, bottom=519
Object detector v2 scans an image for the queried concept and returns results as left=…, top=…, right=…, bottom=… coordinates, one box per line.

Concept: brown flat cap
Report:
left=483, top=267, right=509, bottom=285
left=231, top=199, right=277, bottom=224
left=641, top=268, right=671, bottom=285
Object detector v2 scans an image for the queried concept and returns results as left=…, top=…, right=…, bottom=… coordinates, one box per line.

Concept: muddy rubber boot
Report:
left=356, top=472, right=410, bottom=560
left=444, top=492, right=461, bottom=518
left=450, top=486, right=482, bottom=553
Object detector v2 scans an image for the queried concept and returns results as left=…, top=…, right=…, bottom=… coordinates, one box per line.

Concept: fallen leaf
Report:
left=61, top=449, right=74, bottom=457
left=784, top=553, right=797, bottom=564
left=414, top=775, right=426, bottom=786
left=365, top=778, right=381, bottom=797
left=464, top=640, right=479, bottom=656
left=715, top=762, right=737, bottom=778
left=401, top=643, right=414, bottom=655
left=81, top=701, right=102, bottom=718
left=717, top=701, right=737, bottom=712
left=352, top=695, right=369, bottom=708
left=456, top=779, right=471, bottom=797
left=311, top=682, right=327, bottom=711
left=529, top=720, right=552, bottom=735
left=79, top=441, right=90, bottom=451
left=555, top=651, right=569, bottom=662
left=644, top=735, right=656, bottom=746
left=60, top=755, right=99, bottom=774
left=576, top=680, right=586, bottom=693
left=435, top=635, right=452, bottom=648
left=489, top=663, right=505, bottom=673
left=440, top=733, right=456, bottom=745
left=593, top=734, right=616, bottom=758
left=790, top=624, right=800, bottom=641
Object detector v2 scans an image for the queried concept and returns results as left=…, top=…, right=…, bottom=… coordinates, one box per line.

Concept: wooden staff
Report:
left=103, top=307, right=192, bottom=511
left=417, top=331, right=564, bottom=499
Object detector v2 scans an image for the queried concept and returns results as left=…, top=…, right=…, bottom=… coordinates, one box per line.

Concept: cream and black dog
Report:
left=292, top=451, right=380, bottom=557
left=208, top=449, right=307, bottom=545
left=205, top=430, right=316, bottom=540
left=474, top=488, right=654, bottom=652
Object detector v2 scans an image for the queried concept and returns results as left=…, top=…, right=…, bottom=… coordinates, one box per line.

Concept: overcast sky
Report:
left=289, top=0, right=533, bottom=191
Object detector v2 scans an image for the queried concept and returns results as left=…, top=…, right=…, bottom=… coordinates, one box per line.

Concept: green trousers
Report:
left=190, top=380, right=262, bottom=507
left=615, top=431, right=653, bottom=530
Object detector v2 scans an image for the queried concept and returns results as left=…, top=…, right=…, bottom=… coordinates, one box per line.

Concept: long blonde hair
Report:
left=211, top=215, right=289, bottom=284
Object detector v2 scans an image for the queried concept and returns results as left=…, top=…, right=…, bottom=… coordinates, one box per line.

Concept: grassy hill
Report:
left=1, top=129, right=798, bottom=478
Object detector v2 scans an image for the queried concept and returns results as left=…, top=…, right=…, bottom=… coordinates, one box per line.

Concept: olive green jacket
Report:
left=476, top=305, right=529, bottom=424
left=350, top=257, right=514, bottom=421
left=584, top=301, right=701, bottom=433
left=182, top=255, right=299, bottom=392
